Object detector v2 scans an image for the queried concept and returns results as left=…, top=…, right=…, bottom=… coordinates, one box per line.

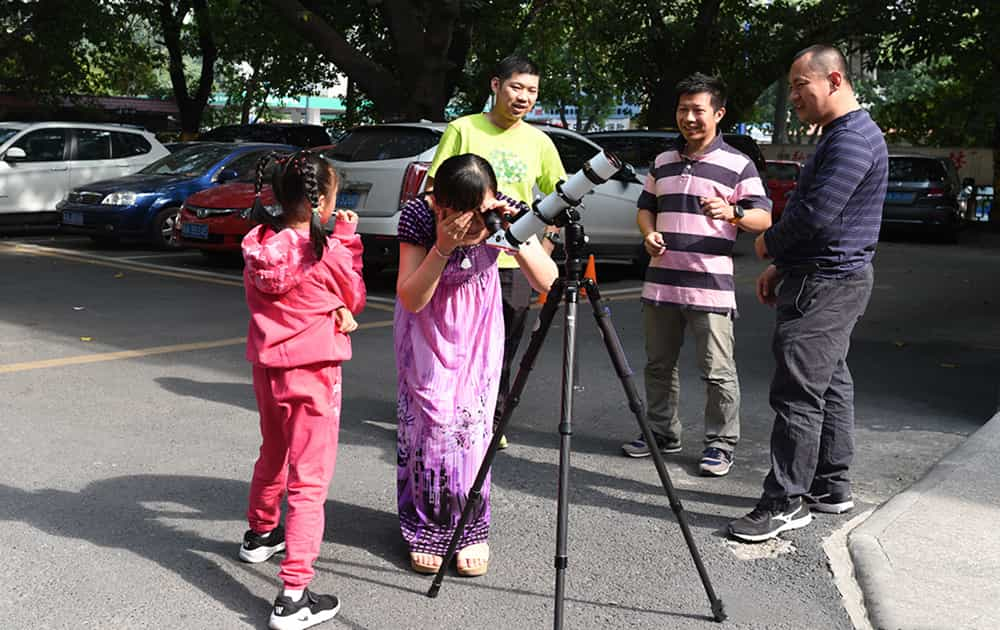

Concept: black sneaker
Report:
left=728, top=498, right=812, bottom=543
left=239, top=525, right=286, bottom=563
left=269, top=589, right=340, bottom=630
left=621, top=434, right=682, bottom=458
left=804, top=492, right=854, bottom=514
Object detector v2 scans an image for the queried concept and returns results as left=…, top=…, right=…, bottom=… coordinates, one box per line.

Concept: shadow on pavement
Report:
left=0, top=475, right=401, bottom=628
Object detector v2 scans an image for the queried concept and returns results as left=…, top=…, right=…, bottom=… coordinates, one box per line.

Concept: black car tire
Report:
left=150, top=207, right=181, bottom=249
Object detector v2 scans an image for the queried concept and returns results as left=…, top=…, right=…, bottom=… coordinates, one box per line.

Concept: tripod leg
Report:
left=553, top=284, right=580, bottom=630
left=427, top=278, right=565, bottom=598
left=582, top=279, right=727, bottom=622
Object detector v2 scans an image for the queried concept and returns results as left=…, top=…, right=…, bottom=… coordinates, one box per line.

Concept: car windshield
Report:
left=326, top=128, right=440, bottom=161
left=140, top=144, right=233, bottom=176
left=0, top=127, right=22, bottom=145
left=889, top=158, right=946, bottom=182
left=768, top=163, right=799, bottom=180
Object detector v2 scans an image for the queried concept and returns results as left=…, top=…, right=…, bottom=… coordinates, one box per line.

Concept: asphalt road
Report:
left=1, top=228, right=997, bottom=629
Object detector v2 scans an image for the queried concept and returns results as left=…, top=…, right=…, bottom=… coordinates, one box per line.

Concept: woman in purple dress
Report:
left=395, top=154, right=557, bottom=577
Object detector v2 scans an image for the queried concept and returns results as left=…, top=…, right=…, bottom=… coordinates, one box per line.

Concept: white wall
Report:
left=762, top=144, right=994, bottom=185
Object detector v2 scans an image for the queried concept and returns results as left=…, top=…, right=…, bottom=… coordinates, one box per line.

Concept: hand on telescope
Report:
left=643, top=231, right=666, bottom=258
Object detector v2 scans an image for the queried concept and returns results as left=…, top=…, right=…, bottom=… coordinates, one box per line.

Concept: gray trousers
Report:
left=642, top=303, right=740, bottom=451
left=761, top=264, right=874, bottom=507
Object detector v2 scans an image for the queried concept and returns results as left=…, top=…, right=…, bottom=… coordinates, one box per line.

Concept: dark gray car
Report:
left=883, top=155, right=964, bottom=241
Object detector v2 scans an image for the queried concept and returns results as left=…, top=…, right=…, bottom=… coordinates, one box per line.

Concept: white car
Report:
left=323, top=122, right=644, bottom=272
left=0, top=122, right=168, bottom=220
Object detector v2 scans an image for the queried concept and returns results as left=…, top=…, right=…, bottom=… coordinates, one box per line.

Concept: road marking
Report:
left=118, top=252, right=203, bottom=260
left=0, top=320, right=395, bottom=374
left=0, top=241, right=396, bottom=312
left=3, top=242, right=245, bottom=286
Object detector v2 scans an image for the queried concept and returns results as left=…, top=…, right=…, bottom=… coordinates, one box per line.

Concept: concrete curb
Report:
left=848, top=410, right=1000, bottom=630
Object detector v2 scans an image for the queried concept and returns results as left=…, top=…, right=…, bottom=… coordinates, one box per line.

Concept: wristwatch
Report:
left=729, top=204, right=745, bottom=224
left=542, top=231, right=562, bottom=246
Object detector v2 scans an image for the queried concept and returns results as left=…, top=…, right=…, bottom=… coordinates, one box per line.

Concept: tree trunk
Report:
left=991, top=111, right=1000, bottom=228
left=159, top=0, right=216, bottom=139
left=345, top=77, right=356, bottom=127
left=773, top=76, right=789, bottom=144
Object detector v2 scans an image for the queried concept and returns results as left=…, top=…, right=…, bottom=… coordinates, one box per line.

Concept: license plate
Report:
left=62, top=211, right=84, bottom=226
left=885, top=191, right=915, bottom=204
left=182, top=222, right=210, bottom=240
left=336, top=191, right=360, bottom=209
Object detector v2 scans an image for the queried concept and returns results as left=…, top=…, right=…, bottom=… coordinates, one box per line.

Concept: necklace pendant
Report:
left=460, top=256, right=473, bottom=270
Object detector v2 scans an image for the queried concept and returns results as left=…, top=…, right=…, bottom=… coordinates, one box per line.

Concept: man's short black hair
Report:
left=675, top=73, right=727, bottom=111
left=793, top=44, right=852, bottom=85
left=494, top=55, right=539, bottom=83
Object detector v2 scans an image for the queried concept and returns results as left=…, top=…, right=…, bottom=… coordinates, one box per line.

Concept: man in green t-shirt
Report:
left=426, top=54, right=566, bottom=449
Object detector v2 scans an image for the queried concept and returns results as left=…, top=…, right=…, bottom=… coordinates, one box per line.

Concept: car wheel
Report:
left=150, top=207, right=181, bottom=249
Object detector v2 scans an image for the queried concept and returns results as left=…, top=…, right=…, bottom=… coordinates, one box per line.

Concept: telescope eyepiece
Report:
left=482, top=209, right=504, bottom=235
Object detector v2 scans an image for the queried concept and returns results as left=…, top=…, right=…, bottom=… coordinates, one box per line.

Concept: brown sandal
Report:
left=456, top=543, right=490, bottom=577
left=409, top=552, right=443, bottom=574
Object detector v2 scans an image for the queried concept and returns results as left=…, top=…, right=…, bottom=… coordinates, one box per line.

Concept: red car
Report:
left=174, top=145, right=338, bottom=258
left=175, top=182, right=270, bottom=257
left=765, top=160, right=803, bottom=220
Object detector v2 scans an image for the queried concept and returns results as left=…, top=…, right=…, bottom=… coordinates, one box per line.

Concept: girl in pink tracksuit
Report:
left=238, top=150, right=365, bottom=630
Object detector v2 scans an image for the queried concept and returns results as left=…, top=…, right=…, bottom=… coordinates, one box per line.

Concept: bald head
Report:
left=787, top=44, right=860, bottom=126
left=793, top=45, right=851, bottom=87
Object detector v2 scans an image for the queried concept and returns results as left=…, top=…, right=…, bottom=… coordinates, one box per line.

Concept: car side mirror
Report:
left=4, top=147, right=27, bottom=162
left=217, top=168, right=240, bottom=182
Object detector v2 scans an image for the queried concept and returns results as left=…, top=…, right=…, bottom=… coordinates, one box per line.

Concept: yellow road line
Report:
left=0, top=242, right=396, bottom=312
left=0, top=320, right=395, bottom=374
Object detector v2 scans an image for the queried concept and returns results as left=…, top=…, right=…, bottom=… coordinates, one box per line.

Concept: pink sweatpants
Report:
left=247, top=362, right=341, bottom=589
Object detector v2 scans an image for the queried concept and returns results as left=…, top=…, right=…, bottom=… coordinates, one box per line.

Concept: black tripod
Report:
left=426, top=213, right=726, bottom=627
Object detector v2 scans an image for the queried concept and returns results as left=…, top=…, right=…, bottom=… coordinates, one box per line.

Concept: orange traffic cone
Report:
left=581, top=254, right=597, bottom=296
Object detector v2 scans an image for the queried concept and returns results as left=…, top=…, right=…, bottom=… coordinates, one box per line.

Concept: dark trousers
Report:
left=761, top=264, right=874, bottom=507
left=494, top=268, right=533, bottom=430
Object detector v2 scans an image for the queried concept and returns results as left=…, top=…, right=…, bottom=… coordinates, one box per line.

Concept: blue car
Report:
left=58, top=142, right=295, bottom=247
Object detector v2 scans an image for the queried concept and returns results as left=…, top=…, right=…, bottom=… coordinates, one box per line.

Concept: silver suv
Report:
left=0, top=121, right=168, bottom=220
left=323, top=122, right=644, bottom=271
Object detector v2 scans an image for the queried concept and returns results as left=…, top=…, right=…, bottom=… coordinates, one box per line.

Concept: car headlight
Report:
left=101, top=192, right=140, bottom=206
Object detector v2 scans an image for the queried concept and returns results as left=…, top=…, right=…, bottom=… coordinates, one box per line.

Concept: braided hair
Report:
left=249, top=149, right=339, bottom=260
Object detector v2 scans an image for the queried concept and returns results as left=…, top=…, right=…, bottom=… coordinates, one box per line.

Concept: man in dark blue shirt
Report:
left=729, top=44, right=888, bottom=542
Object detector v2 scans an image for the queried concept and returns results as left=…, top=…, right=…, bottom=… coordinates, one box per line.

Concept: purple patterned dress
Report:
left=394, top=197, right=508, bottom=555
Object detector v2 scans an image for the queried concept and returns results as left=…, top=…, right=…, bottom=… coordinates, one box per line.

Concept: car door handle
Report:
left=49, top=167, right=68, bottom=172
left=343, top=181, right=372, bottom=192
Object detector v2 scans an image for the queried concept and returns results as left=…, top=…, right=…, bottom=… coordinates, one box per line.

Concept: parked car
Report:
left=584, top=129, right=769, bottom=176
left=325, top=122, right=645, bottom=272
left=57, top=142, right=295, bottom=248
left=173, top=145, right=336, bottom=257
left=883, top=154, right=965, bottom=242
left=764, top=160, right=803, bottom=220
left=0, top=121, right=168, bottom=221
left=200, top=123, right=331, bottom=148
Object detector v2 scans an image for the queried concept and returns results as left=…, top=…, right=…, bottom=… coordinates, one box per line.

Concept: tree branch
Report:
left=265, top=0, right=400, bottom=109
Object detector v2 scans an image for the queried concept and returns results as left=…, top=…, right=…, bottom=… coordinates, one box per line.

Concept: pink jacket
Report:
left=242, top=220, right=365, bottom=368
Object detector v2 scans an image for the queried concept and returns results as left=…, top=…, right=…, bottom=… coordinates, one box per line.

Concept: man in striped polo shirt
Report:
left=621, top=73, right=772, bottom=477
left=729, top=45, right=888, bottom=542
